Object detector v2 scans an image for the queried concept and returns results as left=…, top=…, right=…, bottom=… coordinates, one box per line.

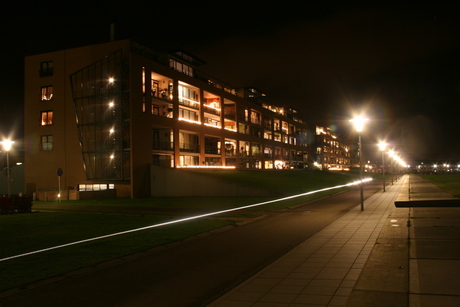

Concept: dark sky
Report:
left=1, top=2, right=459, bottom=163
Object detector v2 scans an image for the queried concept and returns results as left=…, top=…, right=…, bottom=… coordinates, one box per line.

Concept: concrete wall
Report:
left=151, top=165, right=283, bottom=197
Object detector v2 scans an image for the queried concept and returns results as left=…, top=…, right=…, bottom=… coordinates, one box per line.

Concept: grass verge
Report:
left=0, top=213, right=235, bottom=292
left=1, top=169, right=369, bottom=292
left=419, top=173, right=460, bottom=198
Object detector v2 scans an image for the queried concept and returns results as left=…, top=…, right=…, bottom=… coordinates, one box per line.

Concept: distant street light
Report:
left=350, top=116, right=367, bottom=211
left=378, top=142, right=387, bottom=192
left=1, top=140, right=15, bottom=197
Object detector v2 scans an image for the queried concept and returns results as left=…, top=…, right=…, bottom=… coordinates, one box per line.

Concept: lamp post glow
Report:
left=378, top=142, right=387, bottom=192
left=350, top=117, right=367, bottom=211
left=1, top=140, right=14, bottom=197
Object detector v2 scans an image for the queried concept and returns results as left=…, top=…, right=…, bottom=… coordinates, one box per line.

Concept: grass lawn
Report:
left=0, top=212, right=235, bottom=291
left=419, top=173, right=460, bottom=198
left=0, top=169, right=371, bottom=292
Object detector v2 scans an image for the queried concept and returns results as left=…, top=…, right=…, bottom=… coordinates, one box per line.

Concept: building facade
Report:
left=314, top=126, right=351, bottom=171
left=24, top=39, right=313, bottom=199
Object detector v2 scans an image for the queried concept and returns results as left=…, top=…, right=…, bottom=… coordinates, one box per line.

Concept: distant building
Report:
left=314, top=126, right=351, bottom=171
left=24, top=39, right=314, bottom=199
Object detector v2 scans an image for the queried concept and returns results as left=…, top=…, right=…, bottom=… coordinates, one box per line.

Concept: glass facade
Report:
left=70, top=49, right=130, bottom=180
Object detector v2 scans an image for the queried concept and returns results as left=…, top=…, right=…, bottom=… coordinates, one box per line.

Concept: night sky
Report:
left=1, top=2, right=459, bottom=163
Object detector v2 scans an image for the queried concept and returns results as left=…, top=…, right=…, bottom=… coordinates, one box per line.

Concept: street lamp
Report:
left=378, top=142, right=387, bottom=192
left=1, top=140, right=14, bottom=198
left=350, top=116, right=367, bottom=211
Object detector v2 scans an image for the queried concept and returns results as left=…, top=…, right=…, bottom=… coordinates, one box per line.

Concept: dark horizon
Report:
left=1, top=3, right=459, bottom=163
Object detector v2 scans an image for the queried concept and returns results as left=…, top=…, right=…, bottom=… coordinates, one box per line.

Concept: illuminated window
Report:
left=251, top=110, right=261, bottom=125
left=238, top=108, right=249, bottom=122
left=151, top=72, right=173, bottom=101
left=238, top=123, right=250, bottom=135
left=142, top=67, right=146, bottom=94
left=178, top=82, right=199, bottom=108
left=170, top=59, right=193, bottom=77
left=224, top=139, right=237, bottom=156
left=274, top=119, right=280, bottom=131
left=204, top=116, right=220, bottom=128
left=203, top=91, right=221, bottom=115
left=264, top=146, right=273, bottom=159
left=179, top=132, right=199, bottom=153
left=41, top=111, right=53, bottom=125
left=224, top=99, right=236, bottom=119
left=264, top=131, right=272, bottom=140
left=40, top=61, right=53, bottom=77
left=40, top=135, right=53, bottom=151
left=41, top=86, right=53, bottom=101
left=239, top=141, right=250, bottom=157
left=78, top=184, right=115, bottom=191
left=179, top=108, right=199, bottom=122
left=282, top=121, right=289, bottom=133
left=179, top=155, right=199, bottom=166
left=203, top=92, right=221, bottom=128
left=251, top=143, right=262, bottom=158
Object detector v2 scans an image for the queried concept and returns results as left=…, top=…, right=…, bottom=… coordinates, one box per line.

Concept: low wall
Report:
left=36, top=189, right=78, bottom=201
left=150, top=166, right=284, bottom=197
left=36, top=189, right=116, bottom=201
left=79, top=189, right=117, bottom=199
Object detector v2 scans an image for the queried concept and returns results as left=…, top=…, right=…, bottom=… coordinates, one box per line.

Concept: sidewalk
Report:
left=208, top=174, right=460, bottom=306
left=348, top=175, right=460, bottom=307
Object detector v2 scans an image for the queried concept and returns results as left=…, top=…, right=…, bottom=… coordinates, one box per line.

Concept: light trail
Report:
left=0, top=178, right=372, bottom=263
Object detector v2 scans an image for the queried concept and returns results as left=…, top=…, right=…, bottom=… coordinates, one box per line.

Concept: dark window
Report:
left=40, top=61, right=53, bottom=77
left=205, top=136, right=220, bottom=155
left=153, top=128, right=173, bottom=151
left=40, top=135, right=53, bottom=150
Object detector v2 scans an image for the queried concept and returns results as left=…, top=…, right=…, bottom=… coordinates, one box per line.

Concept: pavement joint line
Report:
left=408, top=204, right=421, bottom=307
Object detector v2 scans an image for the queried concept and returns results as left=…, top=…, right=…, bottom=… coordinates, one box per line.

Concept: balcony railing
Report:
left=179, top=143, right=200, bottom=153
left=205, top=146, right=220, bottom=155
left=153, top=141, right=174, bottom=151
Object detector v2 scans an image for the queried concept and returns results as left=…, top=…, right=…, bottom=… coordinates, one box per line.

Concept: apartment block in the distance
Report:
left=314, top=126, right=351, bottom=171
left=24, top=39, right=348, bottom=200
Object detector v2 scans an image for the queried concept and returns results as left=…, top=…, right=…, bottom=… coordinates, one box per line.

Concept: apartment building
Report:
left=24, top=39, right=312, bottom=199
left=314, top=126, right=351, bottom=171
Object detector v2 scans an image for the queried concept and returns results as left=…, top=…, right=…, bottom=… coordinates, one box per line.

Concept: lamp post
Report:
left=1, top=140, right=14, bottom=198
left=350, top=116, right=367, bottom=211
left=389, top=150, right=395, bottom=185
left=378, top=142, right=387, bottom=192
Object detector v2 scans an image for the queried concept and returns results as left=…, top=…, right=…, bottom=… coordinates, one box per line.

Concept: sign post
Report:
left=56, top=168, right=63, bottom=203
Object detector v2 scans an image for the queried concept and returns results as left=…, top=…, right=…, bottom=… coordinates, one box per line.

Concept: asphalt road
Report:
left=0, top=182, right=383, bottom=307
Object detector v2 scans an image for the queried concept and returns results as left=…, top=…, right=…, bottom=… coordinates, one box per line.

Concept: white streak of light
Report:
left=0, top=178, right=372, bottom=262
